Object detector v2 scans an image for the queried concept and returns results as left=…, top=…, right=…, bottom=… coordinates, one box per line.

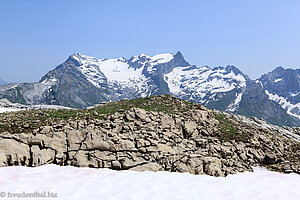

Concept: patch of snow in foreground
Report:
left=0, top=165, right=299, bottom=200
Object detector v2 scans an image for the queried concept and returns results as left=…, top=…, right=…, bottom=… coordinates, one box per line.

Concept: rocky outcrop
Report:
left=0, top=95, right=299, bottom=176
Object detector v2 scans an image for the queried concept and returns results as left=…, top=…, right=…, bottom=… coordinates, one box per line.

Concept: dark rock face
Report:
left=0, top=96, right=299, bottom=176
left=258, top=67, right=300, bottom=120
left=39, top=58, right=109, bottom=108
left=237, top=80, right=300, bottom=127
left=260, top=67, right=300, bottom=97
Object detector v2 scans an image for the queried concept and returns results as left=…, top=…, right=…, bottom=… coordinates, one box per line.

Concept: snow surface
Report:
left=99, top=59, right=143, bottom=82
left=72, top=53, right=141, bottom=83
left=290, top=92, right=299, bottom=97
left=130, top=53, right=174, bottom=66
left=72, top=53, right=174, bottom=85
left=0, top=97, right=71, bottom=114
left=0, top=105, right=71, bottom=114
left=150, top=53, right=174, bottom=65
left=0, top=165, right=299, bottom=200
left=265, top=90, right=300, bottom=119
left=274, top=78, right=283, bottom=83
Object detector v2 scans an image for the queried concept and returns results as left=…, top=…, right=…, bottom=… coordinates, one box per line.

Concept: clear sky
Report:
left=1, top=0, right=300, bottom=83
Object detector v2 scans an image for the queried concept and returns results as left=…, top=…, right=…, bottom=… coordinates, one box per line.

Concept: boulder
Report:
left=0, top=139, right=30, bottom=167
left=129, top=162, right=162, bottom=172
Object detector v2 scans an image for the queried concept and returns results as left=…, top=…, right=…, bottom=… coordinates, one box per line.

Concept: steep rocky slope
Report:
left=0, top=95, right=299, bottom=176
left=258, top=67, right=300, bottom=121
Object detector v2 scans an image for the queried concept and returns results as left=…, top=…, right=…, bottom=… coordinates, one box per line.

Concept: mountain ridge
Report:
left=1, top=52, right=300, bottom=126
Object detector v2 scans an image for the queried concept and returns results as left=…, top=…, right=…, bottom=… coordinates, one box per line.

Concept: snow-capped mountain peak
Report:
left=149, top=53, right=174, bottom=65
left=129, top=53, right=174, bottom=65
left=70, top=55, right=144, bottom=95
left=70, top=52, right=187, bottom=86
left=164, top=64, right=248, bottom=102
left=70, top=53, right=102, bottom=65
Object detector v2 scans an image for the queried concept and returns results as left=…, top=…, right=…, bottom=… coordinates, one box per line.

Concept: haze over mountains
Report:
left=1, top=52, right=300, bottom=126
left=0, top=78, right=6, bottom=85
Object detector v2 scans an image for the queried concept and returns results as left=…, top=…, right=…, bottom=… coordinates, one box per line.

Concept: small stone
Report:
left=111, top=161, right=122, bottom=170
left=40, top=126, right=54, bottom=134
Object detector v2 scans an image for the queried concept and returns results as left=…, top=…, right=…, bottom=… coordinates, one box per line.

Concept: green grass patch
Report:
left=43, top=109, right=81, bottom=120
left=0, top=95, right=197, bottom=134
left=94, top=97, right=177, bottom=115
left=215, top=113, right=250, bottom=142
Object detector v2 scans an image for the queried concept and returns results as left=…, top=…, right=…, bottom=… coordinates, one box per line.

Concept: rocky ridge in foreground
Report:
left=0, top=95, right=299, bottom=176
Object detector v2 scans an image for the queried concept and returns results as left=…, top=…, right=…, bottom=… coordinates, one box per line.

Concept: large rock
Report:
left=133, top=108, right=151, bottom=122
left=40, top=126, right=54, bottom=134
left=0, top=139, right=30, bottom=167
left=203, top=157, right=224, bottom=177
left=183, top=120, right=198, bottom=138
left=129, top=162, right=163, bottom=172
left=31, top=146, right=55, bottom=166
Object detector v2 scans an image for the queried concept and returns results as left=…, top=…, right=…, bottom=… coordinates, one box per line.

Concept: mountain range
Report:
left=1, top=51, right=300, bottom=126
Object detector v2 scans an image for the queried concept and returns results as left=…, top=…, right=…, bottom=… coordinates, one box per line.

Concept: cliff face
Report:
left=0, top=95, right=299, bottom=176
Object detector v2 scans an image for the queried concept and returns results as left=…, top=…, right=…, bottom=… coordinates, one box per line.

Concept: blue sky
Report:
left=1, top=0, right=300, bottom=83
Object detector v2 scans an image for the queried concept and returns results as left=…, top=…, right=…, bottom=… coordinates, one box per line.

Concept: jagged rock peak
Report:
left=272, top=66, right=285, bottom=74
